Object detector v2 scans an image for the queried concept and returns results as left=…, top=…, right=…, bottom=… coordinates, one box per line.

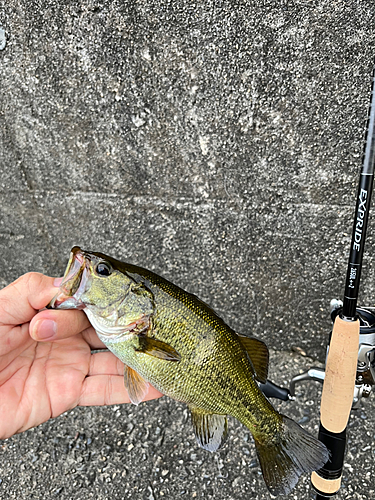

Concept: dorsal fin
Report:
left=237, top=334, right=269, bottom=383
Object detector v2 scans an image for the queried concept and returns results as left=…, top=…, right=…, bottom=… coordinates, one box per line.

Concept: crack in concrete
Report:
left=0, top=189, right=357, bottom=211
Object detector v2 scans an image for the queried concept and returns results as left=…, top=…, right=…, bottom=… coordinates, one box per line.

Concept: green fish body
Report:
left=49, top=247, right=328, bottom=495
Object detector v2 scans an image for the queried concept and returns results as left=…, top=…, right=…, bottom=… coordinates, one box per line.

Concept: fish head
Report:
left=48, top=246, right=154, bottom=337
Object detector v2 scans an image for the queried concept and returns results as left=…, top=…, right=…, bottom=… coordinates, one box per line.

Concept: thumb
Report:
left=30, top=309, right=91, bottom=342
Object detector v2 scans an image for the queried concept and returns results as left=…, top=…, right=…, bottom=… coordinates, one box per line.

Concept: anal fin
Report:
left=124, top=365, right=149, bottom=405
left=190, top=406, right=228, bottom=452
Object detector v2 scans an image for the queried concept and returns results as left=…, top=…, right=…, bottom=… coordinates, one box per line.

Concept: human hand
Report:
left=0, top=273, right=163, bottom=439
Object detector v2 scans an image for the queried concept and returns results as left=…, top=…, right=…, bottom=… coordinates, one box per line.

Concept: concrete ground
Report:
left=0, top=350, right=374, bottom=499
left=0, top=0, right=375, bottom=498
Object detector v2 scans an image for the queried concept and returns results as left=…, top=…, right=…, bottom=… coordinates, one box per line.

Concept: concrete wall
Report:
left=2, top=1, right=375, bottom=359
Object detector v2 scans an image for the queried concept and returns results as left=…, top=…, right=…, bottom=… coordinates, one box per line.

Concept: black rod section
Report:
left=342, top=65, right=375, bottom=318
left=313, top=65, right=375, bottom=499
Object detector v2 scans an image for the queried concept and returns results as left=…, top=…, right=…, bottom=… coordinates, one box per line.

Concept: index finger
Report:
left=0, top=273, right=60, bottom=326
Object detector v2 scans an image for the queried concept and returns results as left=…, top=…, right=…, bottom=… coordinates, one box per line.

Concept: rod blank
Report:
left=313, top=65, right=375, bottom=498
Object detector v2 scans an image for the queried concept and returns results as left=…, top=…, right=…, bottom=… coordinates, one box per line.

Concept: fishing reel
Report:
left=289, top=301, right=375, bottom=409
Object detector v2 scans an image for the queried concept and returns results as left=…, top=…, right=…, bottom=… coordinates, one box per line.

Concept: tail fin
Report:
left=254, top=415, right=329, bottom=496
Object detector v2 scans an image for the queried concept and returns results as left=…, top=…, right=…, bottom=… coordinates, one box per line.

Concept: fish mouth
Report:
left=48, top=246, right=89, bottom=310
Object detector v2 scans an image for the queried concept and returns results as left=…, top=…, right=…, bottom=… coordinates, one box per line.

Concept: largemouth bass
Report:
left=48, top=246, right=328, bottom=495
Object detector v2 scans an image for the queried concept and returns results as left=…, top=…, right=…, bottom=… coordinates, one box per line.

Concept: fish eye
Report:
left=95, top=262, right=112, bottom=277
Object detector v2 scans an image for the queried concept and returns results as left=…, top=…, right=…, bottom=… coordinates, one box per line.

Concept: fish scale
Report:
left=49, top=246, right=329, bottom=496
left=144, top=289, right=256, bottom=410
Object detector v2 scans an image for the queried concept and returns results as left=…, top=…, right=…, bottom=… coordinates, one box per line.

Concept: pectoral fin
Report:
left=136, top=336, right=181, bottom=362
left=237, top=334, right=269, bottom=383
left=190, top=406, right=228, bottom=452
left=124, top=365, right=149, bottom=405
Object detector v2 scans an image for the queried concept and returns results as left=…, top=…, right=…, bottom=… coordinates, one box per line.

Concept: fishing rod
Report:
left=311, top=64, right=375, bottom=498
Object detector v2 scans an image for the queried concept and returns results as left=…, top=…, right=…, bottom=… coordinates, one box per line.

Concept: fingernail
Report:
left=53, top=277, right=64, bottom=287
left=33, top=319, right=57, bottom=340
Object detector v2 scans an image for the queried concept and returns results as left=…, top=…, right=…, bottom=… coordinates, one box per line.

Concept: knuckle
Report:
left=0, top=294, right=10, bottom=319
left=23, top=272, right=45, bottom=291
left=10, top=272, right=45, bottom=295
left=104, top=376, right=114, bottom=406
left=116, top=357, right=124, bottom=375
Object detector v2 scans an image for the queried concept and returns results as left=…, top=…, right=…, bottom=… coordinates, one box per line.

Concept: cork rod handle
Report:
left=320, top=316, right=359, bottom=433
left=311, top=315, right=359, bottom=495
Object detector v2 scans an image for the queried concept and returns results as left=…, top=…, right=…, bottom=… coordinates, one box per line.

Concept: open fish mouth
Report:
left=48, top=246, right=153, bottom=338
left=48, top=246, right=89, bottom=310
